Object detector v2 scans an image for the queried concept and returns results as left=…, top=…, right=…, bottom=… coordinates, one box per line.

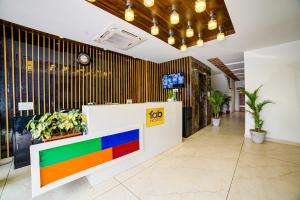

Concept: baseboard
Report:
left=265, top=137, right=300, bottom=146
left=244, top=133, right=300, bottom=146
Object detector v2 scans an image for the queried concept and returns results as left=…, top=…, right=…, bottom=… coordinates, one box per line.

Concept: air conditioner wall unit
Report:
left=94, top=25, right=146, bottom=50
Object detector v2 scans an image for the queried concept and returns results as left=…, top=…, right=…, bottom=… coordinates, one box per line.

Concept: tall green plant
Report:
left=223, top=94, right=231, bottom=112
left=208, top=90, right=225, bottom=119
left=241, top=86, right=273, bottom=132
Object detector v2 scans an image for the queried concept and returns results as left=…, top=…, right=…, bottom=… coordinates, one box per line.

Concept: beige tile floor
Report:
left=0, top=112, right=299, bottom=200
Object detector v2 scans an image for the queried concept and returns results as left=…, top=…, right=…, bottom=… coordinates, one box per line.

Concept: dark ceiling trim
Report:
left=207, top=57, right=240, bottom=81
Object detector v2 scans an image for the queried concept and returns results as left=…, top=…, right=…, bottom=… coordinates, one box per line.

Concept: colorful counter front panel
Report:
left=39, top=129, right=140, bottom=186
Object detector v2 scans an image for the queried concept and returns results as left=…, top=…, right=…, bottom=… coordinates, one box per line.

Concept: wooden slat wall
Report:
left=0, top=21, right=192, bottom=158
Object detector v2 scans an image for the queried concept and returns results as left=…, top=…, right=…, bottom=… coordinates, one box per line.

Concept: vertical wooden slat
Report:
left=37, top=33, right=40, bottom=114
left=62, top=40, right=65, bottom=109
left=25, top=30, right=29, bottom=115
left=57, top=39, right=61, bottom=111
left=66, top=41, right=69, bottom=109
left=43, top=35, right=46, bottom=113
left=53, top=38, right=56, bottom=112
left=31, top=32, right=35, bottom=115
left=18, top=29, right=22, bottom=116
left=89, top=47, right=92, bottom=103
left=3, top=24, right=9, bottom=157
left=48, top=37, right=51, bottom=112
left=10, top=25, right=16, bottom=116
left=71, top=43, right=74, bottom=108
left=78, top=45, right=80, bottom=108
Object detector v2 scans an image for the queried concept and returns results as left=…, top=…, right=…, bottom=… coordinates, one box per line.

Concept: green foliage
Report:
left=26, top=109, right=87, bottom=140
left=167, top=89, right=174, bottom=99
left=241, top=85, right=274, bottom=131
left=223, top=94, right=231, bottom=111
left=208, top=90, right=225, bottom=119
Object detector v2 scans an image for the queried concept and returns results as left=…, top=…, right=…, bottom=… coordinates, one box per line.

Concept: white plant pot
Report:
left=250, top=129, right=267, bottom=144
left=212, top=118, right=221, bottom=126
left=167, top=98, right=174, bottom=102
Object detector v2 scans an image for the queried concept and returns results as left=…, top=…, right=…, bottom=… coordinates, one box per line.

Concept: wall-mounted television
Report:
left=162, top=72, right=184, bottom=89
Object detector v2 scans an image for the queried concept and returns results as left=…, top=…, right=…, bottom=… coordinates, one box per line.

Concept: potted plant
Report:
left=167, top=89, right=175, bottom=102
left=208, top=90, right=225, bottom=126
left=26, top=109, right=87, bottom=142
left=241, top=86, right=274, bottom=144
left=223, top=94, right=231, bottom=114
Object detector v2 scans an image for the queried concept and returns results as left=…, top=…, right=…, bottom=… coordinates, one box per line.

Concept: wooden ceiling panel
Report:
left=87, top=0, right=235, bottom=49
left=208, top=58, right=240, bottom=81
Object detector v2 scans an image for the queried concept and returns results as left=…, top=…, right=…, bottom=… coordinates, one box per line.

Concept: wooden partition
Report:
left=0, top=20, right=193, bottom=158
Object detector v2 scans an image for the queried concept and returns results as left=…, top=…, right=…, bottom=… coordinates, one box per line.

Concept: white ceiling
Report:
left=1, top=0, right=300, bottom=77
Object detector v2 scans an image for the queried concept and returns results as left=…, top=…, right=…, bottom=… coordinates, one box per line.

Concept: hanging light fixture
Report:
left=168, top=29, right=175, bottom=45
left=151, top=18, right=159, bottom=35
left=208, top=11, right=217, bottom=30
left=217, top=26, right=225, bottom=40
left=195, top=0, right=206, bottom=13
left=170, top=5, right=180, bottom=25
left=125, top=0, right=134, bottom=22
left=144, top=0, right=154, bottom=7
left=180, top=39, right=187, bottom=51
left=186, top=21, right=194, bottom=38
left=197, top=33, right=204, bottom=46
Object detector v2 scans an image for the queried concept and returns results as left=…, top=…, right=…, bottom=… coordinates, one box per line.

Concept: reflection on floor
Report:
left=0, top=112, right=299, bottom=200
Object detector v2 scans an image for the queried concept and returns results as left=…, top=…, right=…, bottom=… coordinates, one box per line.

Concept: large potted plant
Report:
left=26, top=109, right=87, bottom=142
left=208, top=90, right=225, bottom=126
left=223, top=94, right=231, bottom=114
left=241, top=86, right=274, bottom=144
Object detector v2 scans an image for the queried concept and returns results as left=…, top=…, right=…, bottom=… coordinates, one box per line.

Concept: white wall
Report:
left=211, top=74, right=235, bottom=112
left=244, top=40, right=300, bottom=143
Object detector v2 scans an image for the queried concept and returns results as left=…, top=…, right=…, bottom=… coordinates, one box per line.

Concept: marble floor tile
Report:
left=95, top=185, right=139, bottom=200
left=228, top=151, right=300, bottom=200
left=0, top=112, right=299, bottom=200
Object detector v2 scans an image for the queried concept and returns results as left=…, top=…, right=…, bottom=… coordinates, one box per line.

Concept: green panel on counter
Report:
left=39, top=138, right=102, bottom=167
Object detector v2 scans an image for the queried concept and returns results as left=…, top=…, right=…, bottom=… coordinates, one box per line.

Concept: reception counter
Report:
left=30, top=102, right=182, bottom=197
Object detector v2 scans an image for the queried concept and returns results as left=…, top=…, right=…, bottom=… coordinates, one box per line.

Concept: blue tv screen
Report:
left=162, top=72, right=184, bottom=89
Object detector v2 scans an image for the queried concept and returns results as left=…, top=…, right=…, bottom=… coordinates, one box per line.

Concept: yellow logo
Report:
left=146, top=108, right=164, bottom=127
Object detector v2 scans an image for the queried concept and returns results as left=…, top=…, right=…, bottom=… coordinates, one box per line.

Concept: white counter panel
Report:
left=82, top=102, right=182, bottom=185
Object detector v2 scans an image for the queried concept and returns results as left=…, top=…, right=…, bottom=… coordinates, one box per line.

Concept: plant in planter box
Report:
left=241, top=86, right=274, bottom=144
left=26, top=109, right=87, bottom=142
left=208, top=90, right=225, bottom=126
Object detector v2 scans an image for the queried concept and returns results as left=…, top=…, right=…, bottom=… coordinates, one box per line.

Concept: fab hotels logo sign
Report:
left=146, top=107, right=164, bottom=127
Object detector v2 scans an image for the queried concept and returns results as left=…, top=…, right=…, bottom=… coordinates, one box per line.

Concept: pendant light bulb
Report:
left=170, top=6, right=180, bottom=25
left=217, top=26, right=225, bottom=40
left=197, top=34, right=204, bottom=46
left=125, top=1, right=134, bottom=22
left=151, top=18, right=159, bottom=35
left=168, top=30, right=175, bottom=45
left=208, top=11, right=217, bottom=30
left=180, top=39, right=187, bottom=51
left=195, top=0, right=206, bottom=13
left=144, top=0, right=154, bottom=7
left=186, top=21, right=194, bottom=38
